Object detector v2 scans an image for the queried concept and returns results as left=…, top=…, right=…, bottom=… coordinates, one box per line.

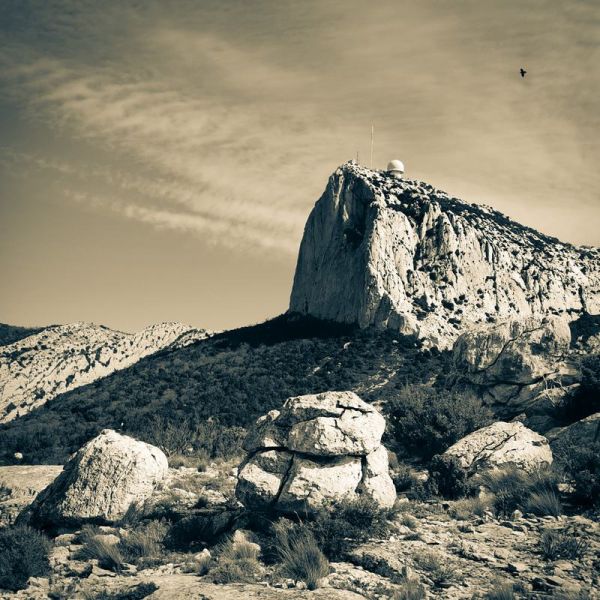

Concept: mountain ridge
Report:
left=0, top=321, right=209, bottom=422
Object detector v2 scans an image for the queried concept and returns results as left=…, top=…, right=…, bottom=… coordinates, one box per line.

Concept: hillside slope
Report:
left=0, top=322, right=208, bottom=422
left=0, top=323, right=45, bottom=347
left=0, top=315, right=448, bottom=464
left=291, top=162, right=600, bottom=348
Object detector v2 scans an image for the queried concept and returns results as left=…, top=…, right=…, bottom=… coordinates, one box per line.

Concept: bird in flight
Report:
left=520, top=68, right=527, bottom=78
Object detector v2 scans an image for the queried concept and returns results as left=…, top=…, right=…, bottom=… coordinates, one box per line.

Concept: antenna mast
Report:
left=370, top=124, right=374, bottom=169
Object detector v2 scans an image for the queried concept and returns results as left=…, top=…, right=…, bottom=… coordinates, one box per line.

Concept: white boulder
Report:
left=443, top=421, right=552, bottom=474
left=20, top=429, right=168, bottom=527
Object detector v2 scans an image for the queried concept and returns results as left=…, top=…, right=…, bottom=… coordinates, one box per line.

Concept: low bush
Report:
left=428, top=454, right=475, bottom=499
left=484, top=580, right=516, bottom=600
left=165, top=510, right=238, bottom=550
left=481, top=466, right=561, bottom=516
left=0, top=481, right=11, bottom=500
left=273, top=519, right=329, bottom=590
left=210, top=541, right=261, bottom=584
left=392, top=580, right=426, bottom=600
left=84, top=582, right=159, bottom=600
left=0, top=525, right=51, bottom=591
left=448, top=497, right=489, bottom=520
left=119, top=520, right=168, bottom=564
left=306, top=496, right=395, bottom=560
left=555, top=442, right=600, bottom=507
left=413, top=550, right=455, bottom=587
left=526, top=490, right=562, bottom=517
left=78, top=527, right=125, bottom=572
left=387, top=385, right=493, bottom=460
left=391, top=462, right=420, bottom=493
left=539, top=529, right=586, bottom=561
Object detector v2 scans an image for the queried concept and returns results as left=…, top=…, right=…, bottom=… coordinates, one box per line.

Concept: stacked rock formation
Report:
left=236, top=391, right=396, bottom=513
left=18, top=429, right=168, bottom=528
left=290, top=162, right=600, bottom=349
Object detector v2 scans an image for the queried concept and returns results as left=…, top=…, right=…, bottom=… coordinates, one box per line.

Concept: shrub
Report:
left=484, top=580, right=516, bottom=600
left=392, top=580, right=426, bottom=600
left=0, top=525, right=51, bottom=591
left=526, top=490, right=562, bottom=517
left=399, top=513, right=418, bottom=530
left=273, top=520, right=329, bottom=590
left=480, top=465, right=560, bottom=516
left=539, top=529, right=586, bottom=561
left=307, top=496, right=394, bottom=560
left=79, top=527, right=125, bottom=572
left=119, top=520, right=168, bottom=563
left=428, top=454, right=474, bottom=499
left=0, top=481, right=11, bottom=501
left=556, top=442, right=600, bottom=507
left=210, top=541, right=261, bottom=584
left=165, top=510, right=238, bottom=550
left=392, top=462, right=419, bottom=493
left=448, top=497, right=489, bottom=520
left=387, top=385, right=493, bottom=459
left=413, top=550, right=455, bottom=587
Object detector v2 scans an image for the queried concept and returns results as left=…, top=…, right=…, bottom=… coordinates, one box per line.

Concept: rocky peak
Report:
left=290, top=162, right=600, bottom=348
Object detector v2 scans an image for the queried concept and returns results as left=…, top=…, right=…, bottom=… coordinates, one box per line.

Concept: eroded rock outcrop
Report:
left=443, top=421, right=552, bottom=474
left=236, top=391, right=396, bottom=512
left=290, top=162, right=600, bottom=349
left=452, top=316, right=577, bottom=418
left=19, top=429, right=168, bottom=528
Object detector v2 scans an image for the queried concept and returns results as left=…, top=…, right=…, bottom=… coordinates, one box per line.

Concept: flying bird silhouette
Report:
left=520, top=68, right=527, bottom=78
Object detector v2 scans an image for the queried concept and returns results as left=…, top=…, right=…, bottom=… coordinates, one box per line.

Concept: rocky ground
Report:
left=1, top=462, right=598, bottom=600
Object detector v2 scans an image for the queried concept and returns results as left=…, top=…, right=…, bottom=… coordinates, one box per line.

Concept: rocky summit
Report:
left=290, top=162, right=600, bottom=348
left=0, top=321, right=208, bottom=422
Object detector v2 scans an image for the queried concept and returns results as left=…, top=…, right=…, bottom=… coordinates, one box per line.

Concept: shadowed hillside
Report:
left=0, top=314, right=448, bottom=464
left=0, top=324, right=45, bottom=347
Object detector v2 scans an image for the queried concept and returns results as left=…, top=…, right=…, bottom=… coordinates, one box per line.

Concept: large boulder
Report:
left=453, top=317, right=576, bottom=417
left=236, top=392, right=396, bottom=512
left=19, top=429, right=168, bottom=528
left=443, top=421, right=552, bottom=474
left=546, top=412, right=600, bottom=448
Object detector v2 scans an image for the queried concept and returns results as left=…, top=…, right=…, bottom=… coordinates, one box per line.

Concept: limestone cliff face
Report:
left=290, top=162, right=600, bottom=348
left=0, top=322, right=209, bottom=422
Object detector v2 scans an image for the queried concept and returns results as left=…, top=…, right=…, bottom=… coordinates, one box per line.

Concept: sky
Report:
left=1, top=0, right=598, bottom=332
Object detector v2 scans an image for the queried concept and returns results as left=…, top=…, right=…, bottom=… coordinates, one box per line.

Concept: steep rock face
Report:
left=18, top=429, right=168, bottom=527
left=0, top=322, right=208, bottom=422
left=290, top=162, right=600, bottom=348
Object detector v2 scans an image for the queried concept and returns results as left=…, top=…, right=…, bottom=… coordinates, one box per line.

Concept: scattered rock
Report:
left=18, top=429, right=168, bottom=528
left=443, top=421, right=552, bottom=474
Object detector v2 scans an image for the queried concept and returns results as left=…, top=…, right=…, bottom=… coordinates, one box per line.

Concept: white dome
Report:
left=387, top=159, right=404, bottom=173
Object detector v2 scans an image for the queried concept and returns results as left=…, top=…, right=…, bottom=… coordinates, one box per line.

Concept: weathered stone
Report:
left=547, top=412, right=600, bottom=448
left=242, top=410, right=287, bottom=453
left=277, top=454, right=363, bottom=512
left=443, top=421, right=552, bottom=473
left=283, top=392, right=385, bottom=456
left=18, top=429, right=168, bottom=527
left=235, top=450, right=293, bottom=510
left=357, top=446, right=396, bottom=508
left=453, top=317, right=577, bottom=416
